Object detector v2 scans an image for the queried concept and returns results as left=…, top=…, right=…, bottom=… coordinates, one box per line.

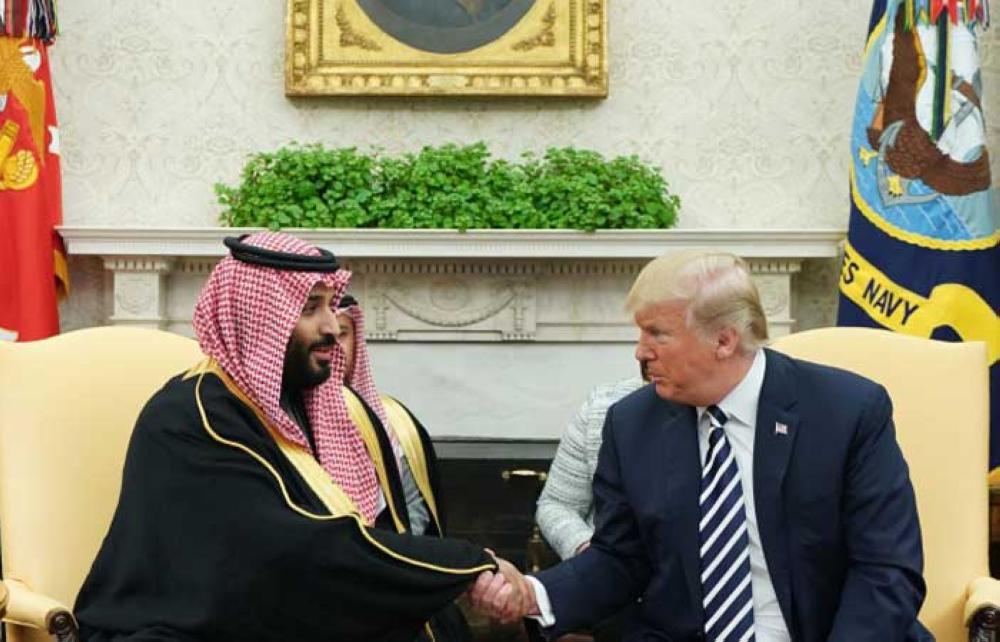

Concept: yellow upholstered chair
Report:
left=0, top=327, right=203, bottom=642
left=770, top=326, right=1000, bottom=642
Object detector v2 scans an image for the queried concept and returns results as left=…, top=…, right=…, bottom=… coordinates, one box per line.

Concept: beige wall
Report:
left=48, top=0, right=998, bottom=437
left=54, top=0, right=998, bottom=337
left=49, top=0, right=1000, bottom=230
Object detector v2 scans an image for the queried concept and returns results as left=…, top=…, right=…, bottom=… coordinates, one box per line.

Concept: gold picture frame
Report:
left=285, top=0, right=607, bottom=97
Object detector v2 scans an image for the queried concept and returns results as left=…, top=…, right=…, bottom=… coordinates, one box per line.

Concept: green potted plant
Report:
left=215, top=142, right=680, bottom=232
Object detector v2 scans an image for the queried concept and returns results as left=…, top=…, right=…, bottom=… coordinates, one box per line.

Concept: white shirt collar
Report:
left=698, top=349, right=767, bottom=427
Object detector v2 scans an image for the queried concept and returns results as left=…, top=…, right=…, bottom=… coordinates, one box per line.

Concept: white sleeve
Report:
left=525, top=576, right=556, bottom=627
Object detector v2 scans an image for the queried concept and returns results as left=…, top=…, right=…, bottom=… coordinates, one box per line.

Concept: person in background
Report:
left=536, top=364, right=648, bottom=560
left=335, top=294, right=446, bottom=538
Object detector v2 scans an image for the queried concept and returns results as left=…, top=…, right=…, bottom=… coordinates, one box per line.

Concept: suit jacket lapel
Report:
left=753, top=349, right=799, bottom=630
left=658, top=402, right=703, bottom=613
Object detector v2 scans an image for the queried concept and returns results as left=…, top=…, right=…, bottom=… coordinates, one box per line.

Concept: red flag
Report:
left=947, top=0, right=959, bottom=22
left=930, top=0, right=945, bottom=21
left=0, top=37, right=66, bottom=341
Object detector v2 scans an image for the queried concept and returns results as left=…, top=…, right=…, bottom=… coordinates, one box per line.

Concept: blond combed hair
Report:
left=625, top=250, right=769, bottom=353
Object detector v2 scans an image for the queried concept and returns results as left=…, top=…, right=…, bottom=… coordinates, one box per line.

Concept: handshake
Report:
left=467, top=553, right=540, bottom=623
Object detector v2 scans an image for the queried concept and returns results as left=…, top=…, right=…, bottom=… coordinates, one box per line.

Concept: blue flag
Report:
left=839, top=0, right=999, bottom=473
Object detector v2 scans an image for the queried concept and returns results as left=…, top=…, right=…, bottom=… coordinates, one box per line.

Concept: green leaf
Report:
left=215, top=142, right=680, bottom=231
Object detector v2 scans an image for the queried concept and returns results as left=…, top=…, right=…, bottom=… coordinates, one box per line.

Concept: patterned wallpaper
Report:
left=52, top=0, right=998, bottom=336
left=49, top=0, right=1000, bottom=231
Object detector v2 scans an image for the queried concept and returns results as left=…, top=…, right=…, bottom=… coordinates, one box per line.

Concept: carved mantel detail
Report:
left=65, top=228, right=843, bottom=340
left=351, top=260, right=540, bottom=341
left=102, top=256, right=174, bottom=328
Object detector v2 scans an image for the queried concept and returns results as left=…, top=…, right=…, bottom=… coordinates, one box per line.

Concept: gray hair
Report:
left=625, top=250, right=768, bottom=353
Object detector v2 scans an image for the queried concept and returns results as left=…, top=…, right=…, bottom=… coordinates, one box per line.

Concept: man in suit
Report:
left=469, top=250, right=931, bottom=641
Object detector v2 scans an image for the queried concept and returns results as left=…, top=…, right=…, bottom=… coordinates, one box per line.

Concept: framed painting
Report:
left=285, top=0, right=607, bottom=97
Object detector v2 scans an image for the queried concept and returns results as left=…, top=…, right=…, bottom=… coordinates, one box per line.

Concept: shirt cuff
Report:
left=526, top=576, right=556, bottom=627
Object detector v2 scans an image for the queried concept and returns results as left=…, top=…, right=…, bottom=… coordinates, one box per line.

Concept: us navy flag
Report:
left=838, top=0, right=999, bottom=473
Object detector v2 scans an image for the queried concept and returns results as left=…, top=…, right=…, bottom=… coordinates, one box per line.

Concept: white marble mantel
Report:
left=60, top=227, right=843, bottom=259
left=61, top=226, right=844, bottom=340
left=60, top=226, right=843, bottom=438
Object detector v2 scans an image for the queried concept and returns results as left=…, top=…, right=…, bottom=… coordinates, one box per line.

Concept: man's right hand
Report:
left=467, top=555, right=539, bottom=623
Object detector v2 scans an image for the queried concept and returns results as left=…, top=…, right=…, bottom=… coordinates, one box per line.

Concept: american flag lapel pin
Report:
left=775, top=422, right=789, bottom=436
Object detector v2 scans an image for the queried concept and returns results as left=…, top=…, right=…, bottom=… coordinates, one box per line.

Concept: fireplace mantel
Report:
left=60, top=227, right=843, bottom=259
left=60, top=227, right=843, bottom=341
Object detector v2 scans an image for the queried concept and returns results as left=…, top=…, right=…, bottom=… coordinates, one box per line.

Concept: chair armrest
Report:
left=1, top=578, right=79, bottom=641
left=966, top=576, right=1000, bottom=638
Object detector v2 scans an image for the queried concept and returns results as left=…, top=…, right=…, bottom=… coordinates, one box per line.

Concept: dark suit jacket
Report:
left=535, top=349, right=931, bottom=642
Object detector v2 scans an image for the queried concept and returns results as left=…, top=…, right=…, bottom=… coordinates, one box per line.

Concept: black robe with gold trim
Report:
left=74, top=365, right=493, bottom=642
left=343, top=388, right=471, bottom=642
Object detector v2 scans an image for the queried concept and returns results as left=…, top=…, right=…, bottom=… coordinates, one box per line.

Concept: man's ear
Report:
left=715, top=326, right=741, bottom=359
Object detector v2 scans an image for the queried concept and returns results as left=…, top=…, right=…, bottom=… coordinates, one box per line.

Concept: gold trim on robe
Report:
left=185, top=358, right=494, bottom=576
left=381, top=394, right=441, bottom=533
left=343, top=386, right=407, bottom=533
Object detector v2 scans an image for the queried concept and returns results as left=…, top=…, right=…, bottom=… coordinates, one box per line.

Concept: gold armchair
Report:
left=0, top=327, right=203, bottom=642
left=770, top=327, right=1000, bottom=642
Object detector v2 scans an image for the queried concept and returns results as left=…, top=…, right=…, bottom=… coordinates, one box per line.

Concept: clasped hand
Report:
left=467, top=554, right=538, bottom=624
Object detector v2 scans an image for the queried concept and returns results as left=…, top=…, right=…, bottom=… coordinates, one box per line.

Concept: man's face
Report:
left=633, top=300, right=723, bottom=407
left=336, top=313, right=357, bottom=383
left=283, top=283, right=338, bottom=391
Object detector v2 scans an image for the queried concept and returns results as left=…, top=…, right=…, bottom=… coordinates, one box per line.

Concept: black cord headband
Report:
left=223, top=235, right=339, bottom=272
left=337, top=294, right=358, bottom=309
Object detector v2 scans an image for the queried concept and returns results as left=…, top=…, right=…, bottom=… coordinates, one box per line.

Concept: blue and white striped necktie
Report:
left=699, top=405, right=755, bottom=642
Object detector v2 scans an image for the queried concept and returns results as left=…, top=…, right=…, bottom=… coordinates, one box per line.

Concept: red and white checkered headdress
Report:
left=192, top=232, right=380, bottom=522
left=338, top=298, right=403, bottom=465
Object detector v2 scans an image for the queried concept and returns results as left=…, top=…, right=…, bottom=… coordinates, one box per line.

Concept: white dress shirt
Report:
left=529, top=349, right=791, bottom=641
